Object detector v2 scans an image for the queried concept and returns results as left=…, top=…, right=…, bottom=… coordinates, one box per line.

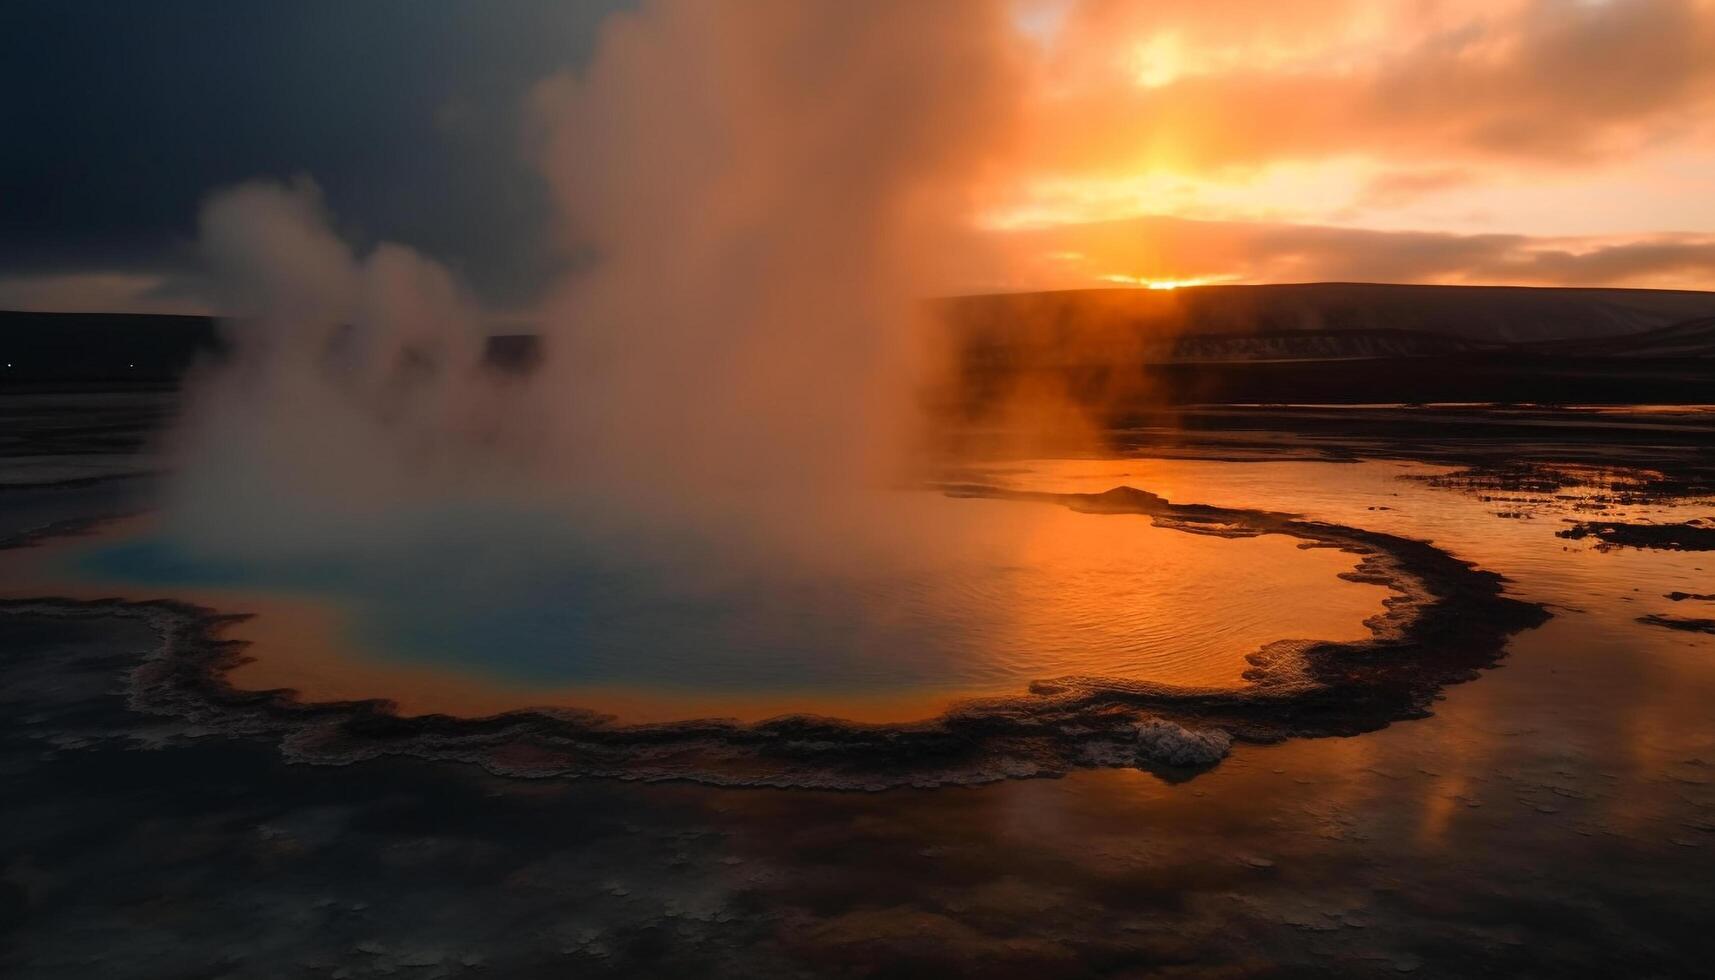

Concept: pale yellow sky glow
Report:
left=982, top=0, right=1715, bottom=290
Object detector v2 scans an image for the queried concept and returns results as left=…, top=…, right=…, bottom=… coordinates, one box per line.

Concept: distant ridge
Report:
left=940, top=282, right=1715, bottom=348
left=8, top=283, right=1715, bottom=402
left=0, top=311, right=221, bottom=383
left=929, top=283, right=1715, bottom=408
left=0, top=311, right=542, bottom=384
left=1527, top=315, right=1715, bottom=359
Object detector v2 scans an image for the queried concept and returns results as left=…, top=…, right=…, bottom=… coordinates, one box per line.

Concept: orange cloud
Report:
left=969, top=0, right=1715, bottom=289
left=1019, top=0, right=1715, bottom=174
left=987, top=0, right=1715, bottom=248
left=982, top=214, right=1715, bottom=291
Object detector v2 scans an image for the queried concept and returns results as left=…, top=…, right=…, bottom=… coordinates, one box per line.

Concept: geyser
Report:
left=163, top=1, right=1028, bottom=574
left=112, top=1, right=1405, bottom=737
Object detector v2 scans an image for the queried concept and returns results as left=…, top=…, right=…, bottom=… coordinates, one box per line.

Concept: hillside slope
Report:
left=939, top=283, right=1715, bottom=356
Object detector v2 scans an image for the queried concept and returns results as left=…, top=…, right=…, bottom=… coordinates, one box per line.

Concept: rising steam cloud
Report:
left=526, top=0, right=1022, bottom=535
left=162, top=1, right=1027, bottom=568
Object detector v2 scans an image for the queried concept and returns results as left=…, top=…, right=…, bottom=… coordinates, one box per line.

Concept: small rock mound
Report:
left=1135, top=719, right=1232, bottom=768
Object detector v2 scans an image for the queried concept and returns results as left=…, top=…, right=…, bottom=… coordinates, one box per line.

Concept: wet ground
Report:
left=3, top=391, right=1715, bottom=977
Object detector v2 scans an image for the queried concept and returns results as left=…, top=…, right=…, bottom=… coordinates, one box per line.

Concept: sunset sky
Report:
left=990, top=0, right=1715, bottom=291
left=3, top=0, right=1713, bottom=314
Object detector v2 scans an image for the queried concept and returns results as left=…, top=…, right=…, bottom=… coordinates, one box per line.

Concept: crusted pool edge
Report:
left=0, top=485, right=1549, bottom=790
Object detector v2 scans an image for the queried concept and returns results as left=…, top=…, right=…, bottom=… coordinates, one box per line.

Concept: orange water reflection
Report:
left=961, top=458, right=1715, bottom=863
left=1, top=495, right=1394, bottom=724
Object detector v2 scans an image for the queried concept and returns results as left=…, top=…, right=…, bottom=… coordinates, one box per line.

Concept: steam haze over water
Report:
left=162, top=2, right=1029, bottom=587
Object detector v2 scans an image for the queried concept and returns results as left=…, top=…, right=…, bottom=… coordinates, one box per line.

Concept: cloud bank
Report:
left=7, top=0, right=1715, bottom=309
left=976, top=0, right=1715, bottom=288
left=988, top=215, right=1715, bottom=292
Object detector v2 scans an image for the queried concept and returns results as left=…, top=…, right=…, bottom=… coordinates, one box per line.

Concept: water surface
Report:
left=32, top=491, right=1391, bottom=721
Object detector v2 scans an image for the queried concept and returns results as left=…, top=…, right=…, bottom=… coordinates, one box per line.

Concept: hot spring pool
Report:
left=23, top=491, right=1393, bottom=721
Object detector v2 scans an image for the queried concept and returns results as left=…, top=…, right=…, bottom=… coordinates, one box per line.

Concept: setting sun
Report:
left=1098, top=273, right=1240, bottom=290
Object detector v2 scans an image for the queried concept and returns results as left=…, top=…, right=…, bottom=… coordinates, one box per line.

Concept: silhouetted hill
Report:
left=940, top=283, right=1715, bottom=358
left=932, top=284, right=1715, bottom=410
left=0, top=311, right=222, bottom=383
left=0, top=311, right=544, bottom=385
left=1527, top=315, right=1715, bottom=359
left=11, top=283, right=1715, bottom=406
left=1143, top=327, right=1493, bottom=363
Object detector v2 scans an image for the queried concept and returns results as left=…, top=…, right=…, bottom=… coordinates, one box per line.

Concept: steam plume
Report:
left=163, top=1, right=1027, bottom=569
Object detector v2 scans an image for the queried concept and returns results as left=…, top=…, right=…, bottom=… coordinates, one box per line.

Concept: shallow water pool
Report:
left=29, top=490, right=1391, bottom=721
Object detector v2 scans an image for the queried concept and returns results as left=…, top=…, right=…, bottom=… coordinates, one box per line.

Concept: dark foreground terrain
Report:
left=3, top=377, right=1715, bottom=977
left=5, top=281, right=1715, bottom=979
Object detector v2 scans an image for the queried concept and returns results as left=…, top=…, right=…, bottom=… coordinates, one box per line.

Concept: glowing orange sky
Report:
left=2, top=0, right=1711, bottom=316
left=974, top=0, right=1715, bottom=291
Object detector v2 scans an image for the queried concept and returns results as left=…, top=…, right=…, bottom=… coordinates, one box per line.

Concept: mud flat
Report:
left=1637, top=613, right=1715, bottom=635
left=1, top=485, right=1547, bottom=790
left=1558, top=519, right=1715, bottom=552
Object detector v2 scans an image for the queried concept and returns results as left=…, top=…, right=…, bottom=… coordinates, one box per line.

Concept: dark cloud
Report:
left=0, top=0, right=626, bottom=307
left=6, top=0, right=1711, bottom=309
left=1509, top=238, right=1715, bottom=284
